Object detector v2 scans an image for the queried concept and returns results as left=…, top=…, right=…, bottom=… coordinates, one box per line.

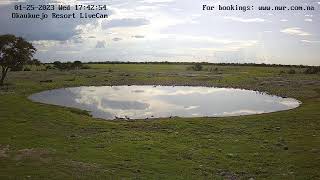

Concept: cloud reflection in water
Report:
left=29, top=86, right=300, bottom=120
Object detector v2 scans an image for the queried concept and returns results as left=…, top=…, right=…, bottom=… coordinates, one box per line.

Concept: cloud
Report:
left=148, top=34, right=259, bottom=53
left=1, top=0, right=318, bottom=66
left=0, top=0, right=23, bottom=5
left=304, top=18, right=313, bottom=22
left=281, top=27, right=311, bottom=36
left=102, top=18, right=150, bottom=29
left=95, top=41, right=106, bottom=48
left=224, top=16, right=267, bottom=23
left=132, top=35, right=145, bottom=39
left=32, top=40, right=59, bottom=47
left=301, top=40, right=320, bottom=43
left=112, top=37, right=122, bottom=41
left=0, top=1, right=97, bottom=41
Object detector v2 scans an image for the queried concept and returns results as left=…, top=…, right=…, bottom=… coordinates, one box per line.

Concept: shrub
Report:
left=72, top=61, right=83, bottom=69
left=304, top=67, right=320, bottom=74
left=46, top=65, right=53, bottom=70
left=279, top=70, right=286, bottom=74
left=287, top=69, right=296, bottom=74
left=188, top=63, right=203, bottom=71
left=23, top=67, right=31, bottom=71
left=53, top=61, right=88, bottom=71
left=10, top=65, right=24, bottom=71
left=207, top=66, right=218, bottom=72
left=53, top=61, right=63, bottom=70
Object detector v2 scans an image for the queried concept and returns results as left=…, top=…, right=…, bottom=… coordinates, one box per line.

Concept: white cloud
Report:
left=1, top=0, right=318, bottom=65
left=0, top=0, right=25, bottom=5
left=102, top=18, right=150, bottom=29
left=224, top=16, right=267, bottom=23
left=132, top=35, right=145, bottom=39
left=281, top=27, right=311, bottom=36
left=32, top=40, right=59, bottom=47
left=112, top=37, right=122, bottom=41
left=305, top=18, right=313, bottom=22
left=301, top=40, right=320, bottom=43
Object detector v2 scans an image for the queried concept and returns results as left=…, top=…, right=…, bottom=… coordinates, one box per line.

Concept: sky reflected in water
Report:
left=29, top=86, right=300, bottom=120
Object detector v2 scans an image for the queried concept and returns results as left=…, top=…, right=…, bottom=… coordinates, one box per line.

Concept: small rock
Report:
left=226, top=153, right=235, bottom=158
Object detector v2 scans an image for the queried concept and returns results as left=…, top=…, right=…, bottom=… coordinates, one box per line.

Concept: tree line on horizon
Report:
left=1, top=34, right=319, bottom=86
left=71, top=61, right=318, bottom=68
left=52, top=61, right=90, bottom=70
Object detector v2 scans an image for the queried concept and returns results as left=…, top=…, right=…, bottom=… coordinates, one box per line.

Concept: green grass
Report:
left=0, top=64, right=319, bottom=179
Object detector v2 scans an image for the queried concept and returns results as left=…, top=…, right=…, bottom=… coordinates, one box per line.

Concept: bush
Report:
left=207, top=66, right=218, bottom=72
left=188, top=63, right=203, bottom=71
left=279, top=70, right=286, bottom=74
left=287, top=69, right=296, bottom=74
left=23, top=67, right=31, bottom=71
left=53, top=61, right=87, bottom=71
left=53, top=61, right=63, bottom=70
left=72, top=61, right=83, bottom=69
left=46, top=65, right=53, bottom=70
left=11, top=65, right=24, bottom=71
left=304, top=67, right=320, bottom=74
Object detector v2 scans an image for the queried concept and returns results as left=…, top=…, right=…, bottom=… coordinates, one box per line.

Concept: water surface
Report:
left=29, top=86, right=300, bottom=120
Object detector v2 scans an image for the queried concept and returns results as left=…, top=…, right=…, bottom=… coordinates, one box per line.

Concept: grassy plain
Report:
left=0, top=64, right=319, bottom=179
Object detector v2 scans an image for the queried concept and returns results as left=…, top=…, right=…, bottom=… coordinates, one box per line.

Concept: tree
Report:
left=31, top=59, right=41, bottom=66
left=191, top=63, right=203, bottom=71
left=53, top=61, right=62, bottom=70
left=0, top=34, right=36, bottom=86
left=72, top=61, right=83, bottom=69
left=53, top=61, right=85, bottom=70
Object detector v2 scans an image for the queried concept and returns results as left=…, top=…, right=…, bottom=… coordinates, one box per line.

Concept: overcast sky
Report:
left=0, top=0, right=319, bottom=65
